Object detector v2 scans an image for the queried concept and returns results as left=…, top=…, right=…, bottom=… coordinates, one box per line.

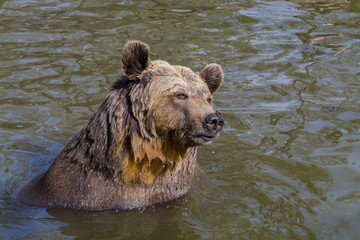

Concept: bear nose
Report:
left=205, top=111, right=224, bottom=132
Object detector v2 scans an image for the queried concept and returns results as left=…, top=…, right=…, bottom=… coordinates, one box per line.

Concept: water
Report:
left=1, top=0, right=360, bottom=239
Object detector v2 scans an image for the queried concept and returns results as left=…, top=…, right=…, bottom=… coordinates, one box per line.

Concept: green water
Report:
left=1, top=0, right=360, bottom=239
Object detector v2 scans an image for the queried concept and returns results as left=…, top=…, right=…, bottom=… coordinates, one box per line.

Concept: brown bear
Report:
left=19, top=40, right=224, bottom=210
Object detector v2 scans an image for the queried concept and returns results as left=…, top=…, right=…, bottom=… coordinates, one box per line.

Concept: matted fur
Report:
left=18, top=41, right=224, bottom=210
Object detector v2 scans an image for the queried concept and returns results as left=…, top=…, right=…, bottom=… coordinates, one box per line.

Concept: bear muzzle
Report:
left=190, top=111, right=224, bottom=145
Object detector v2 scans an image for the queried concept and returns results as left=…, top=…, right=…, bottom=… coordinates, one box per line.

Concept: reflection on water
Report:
left=1, top=0, right=360, bottom=239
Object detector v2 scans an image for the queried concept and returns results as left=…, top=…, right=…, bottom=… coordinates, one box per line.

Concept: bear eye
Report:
left=207, top=97, right=212, bottom=104
left=176, top=93, right=188, bottom=100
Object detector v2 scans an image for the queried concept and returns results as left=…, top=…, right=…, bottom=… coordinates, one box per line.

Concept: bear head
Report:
left=122, top=40, right=224, bottom=153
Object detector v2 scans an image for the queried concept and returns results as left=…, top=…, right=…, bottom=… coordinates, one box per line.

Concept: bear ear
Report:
left=122, top=40, right=150, bottom=76
left=200, top=63, right=224, bottom=94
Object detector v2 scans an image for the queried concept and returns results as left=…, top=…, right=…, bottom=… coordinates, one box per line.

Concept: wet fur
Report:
left=18, top=41, right=223, bottom=210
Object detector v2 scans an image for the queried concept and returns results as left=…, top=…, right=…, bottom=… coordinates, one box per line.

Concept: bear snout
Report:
left=205, top=111, right=224, bottom=133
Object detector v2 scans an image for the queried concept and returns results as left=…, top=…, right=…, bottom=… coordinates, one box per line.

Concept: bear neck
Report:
left=116, top=124, right=188, bottom=185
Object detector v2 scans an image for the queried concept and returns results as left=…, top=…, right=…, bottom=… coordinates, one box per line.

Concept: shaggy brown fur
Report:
left=18, top=40, right=224, bottom=210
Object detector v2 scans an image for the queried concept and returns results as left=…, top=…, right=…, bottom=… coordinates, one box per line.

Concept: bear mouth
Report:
left=199, top=134, right=214, bottom=142
left=190, top=133, right=216, bottom=145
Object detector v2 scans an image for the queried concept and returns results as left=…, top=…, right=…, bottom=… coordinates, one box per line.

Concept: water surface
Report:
left=1, top=0, right=360, bottom=239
